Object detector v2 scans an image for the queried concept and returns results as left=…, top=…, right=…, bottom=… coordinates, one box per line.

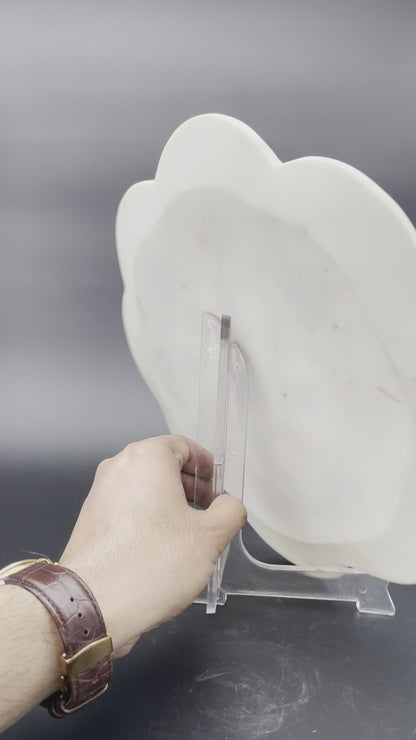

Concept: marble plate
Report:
left=116, top=114, right=416, bottom=583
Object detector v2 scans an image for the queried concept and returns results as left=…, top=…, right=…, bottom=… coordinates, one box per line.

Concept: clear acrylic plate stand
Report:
left=193, top=312, right=395, bottom=617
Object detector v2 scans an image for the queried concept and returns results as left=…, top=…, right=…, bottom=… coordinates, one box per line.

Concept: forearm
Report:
left=0, top=436, right=245, bottom=732
left=0, top=584, right=62, bottom=733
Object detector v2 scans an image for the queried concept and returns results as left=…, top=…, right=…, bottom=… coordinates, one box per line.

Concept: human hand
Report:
left=59, top=435, right=246, bottom=658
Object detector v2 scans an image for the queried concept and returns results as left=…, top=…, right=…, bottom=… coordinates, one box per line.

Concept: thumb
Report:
left=202, top=494, right=247, bottom=554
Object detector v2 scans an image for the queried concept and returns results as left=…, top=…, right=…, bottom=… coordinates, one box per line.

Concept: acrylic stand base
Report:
left=195, top=530, right=395, bottom=616
left=193, top=312, right=395, bottom=618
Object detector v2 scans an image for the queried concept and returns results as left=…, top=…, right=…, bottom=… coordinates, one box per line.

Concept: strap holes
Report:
left=78, top=612, right=82, bottom=618
left=84, top=629, right=89, bottom=636
left=70, top=597, right=74, bottom=602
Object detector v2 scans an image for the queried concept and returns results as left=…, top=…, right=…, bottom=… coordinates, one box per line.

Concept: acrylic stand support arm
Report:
left=193, top=312, right=395, bottom=617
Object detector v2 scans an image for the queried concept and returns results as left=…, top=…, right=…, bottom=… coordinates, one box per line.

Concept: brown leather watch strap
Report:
left=4, top=561, right=113, bottom=717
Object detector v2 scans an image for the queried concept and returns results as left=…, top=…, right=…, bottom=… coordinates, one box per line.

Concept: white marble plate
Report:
left=116, top=114, right=416, bottom=583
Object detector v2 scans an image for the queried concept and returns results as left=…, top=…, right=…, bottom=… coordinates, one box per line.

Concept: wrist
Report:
left=2, top=559, right=113, bottom=717
left=0, top=584, right=63, bottom=731
left=5, top=584, right=63, bottom=690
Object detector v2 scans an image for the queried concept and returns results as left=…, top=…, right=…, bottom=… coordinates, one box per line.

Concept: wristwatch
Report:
left=0, top=558, right=113, bottom=717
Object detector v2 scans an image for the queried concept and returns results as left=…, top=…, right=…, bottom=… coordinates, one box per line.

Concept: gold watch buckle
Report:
left=59, top=634, right=113, bottom=691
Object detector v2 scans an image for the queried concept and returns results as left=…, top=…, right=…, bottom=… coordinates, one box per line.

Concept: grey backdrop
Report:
left=1, top=2, right=416, bottom=739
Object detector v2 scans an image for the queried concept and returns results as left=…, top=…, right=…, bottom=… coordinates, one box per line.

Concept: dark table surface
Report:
left=2, top=463, right=416, bottom=740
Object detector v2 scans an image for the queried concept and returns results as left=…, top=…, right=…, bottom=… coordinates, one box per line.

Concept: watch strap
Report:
left=3, top=560, right=112, bottom=716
